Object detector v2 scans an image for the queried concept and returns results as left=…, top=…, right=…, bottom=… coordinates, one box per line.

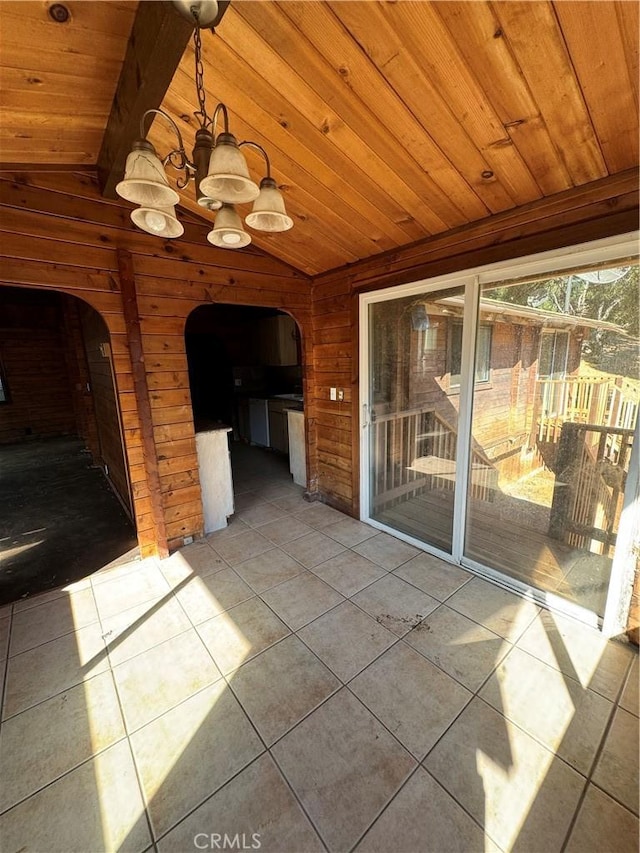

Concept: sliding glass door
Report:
left=361, top=235, right=638, bottom=624
left=366, top=284, right=468, bottom=555
left=464, top=266, right=639, bottom=617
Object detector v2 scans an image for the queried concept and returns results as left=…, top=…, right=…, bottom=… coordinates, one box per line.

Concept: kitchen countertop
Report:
left=271, top=393, right=304, bottom=403
left=235, top=393, right=303, bottom=403
left=194, top=419, right=233, bottom=434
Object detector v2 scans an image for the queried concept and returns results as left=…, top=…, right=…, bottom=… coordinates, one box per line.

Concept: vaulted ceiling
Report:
left=1, top=1, right=638, bottom=275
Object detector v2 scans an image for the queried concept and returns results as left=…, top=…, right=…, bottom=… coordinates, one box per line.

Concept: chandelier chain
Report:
left=193, top=23, right=211, bottom=131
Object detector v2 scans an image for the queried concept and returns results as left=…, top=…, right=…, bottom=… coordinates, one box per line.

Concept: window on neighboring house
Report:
left=417, top=326, right=438, bottom=357
left=450, top=322, right=492, bottom=388
left=0, top=359, right=9, bottom=404
left=538, top=330, right=569, bottom=378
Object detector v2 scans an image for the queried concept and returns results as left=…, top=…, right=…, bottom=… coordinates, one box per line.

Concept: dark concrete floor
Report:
left=0, top=437, right=137, bottom=605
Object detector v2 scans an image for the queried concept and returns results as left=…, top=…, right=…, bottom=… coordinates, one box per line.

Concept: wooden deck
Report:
left=374, top=487, right=611, bottom=615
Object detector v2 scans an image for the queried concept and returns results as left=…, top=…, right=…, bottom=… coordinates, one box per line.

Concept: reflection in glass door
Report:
left=367, top=285, right=468, bottom=554
left=464, top=264, right=638, bottom=616
left=362, top=241, right=638, bottom=625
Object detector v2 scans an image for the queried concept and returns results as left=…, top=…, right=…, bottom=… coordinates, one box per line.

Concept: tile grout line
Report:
left=266, top=753, right=331, bottom=853
left=109, top=641, right=227, bottom=849
left=2, top=496, right=334, bottom=826
left=423, top=765, right=508, bottom=853
left=229, top=586, right=432, bottom=852
left=3, top=481, right=636, bottom=850
left=0, top=606, right=13, bottom=726
left=0, top=580, right=155, bottom=838
left=1, top=573, right=601, bottom=840
left=4, top=587, right=113, bottom=720
left=150, top=712, right=270, bottom=849
left=143, top=499, right=336, bottom=846
left=0, top=731, right=133, bottom=819
left=151, top=752, right=267, bottom=850
left=89, top=576, right=157, bottom=851
left=415, top=627, right=628, bottom=788
left=6, top=589, right=106, bottom=660
left=230, top=630, right=421, bottom=853
left=559, top=652, right=639, bottom=851
left=344, top=761, right=426, bottom=853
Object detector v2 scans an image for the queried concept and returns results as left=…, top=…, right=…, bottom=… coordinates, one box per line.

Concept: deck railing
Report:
left=371, top=407, right=496, bottom=511
left=534, top=375, right=639, bottom=445
left=534, top=377, right=608, bottom=443
left=549, top=422, right=634, bottom=554
left=607, top=378, right=640, bottom=431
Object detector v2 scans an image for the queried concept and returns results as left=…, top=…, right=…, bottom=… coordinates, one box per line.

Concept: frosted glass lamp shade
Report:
left=116, top=141, right=180, bottom=207
left=207, top=204, right=251, bottom=249
left=200, top=133, right=260, bottom=204
left=245, top=177, right=293, bottom=232
left=197, top=192, right=223, bottom=211
left=131, top=204, right=183, bottom=238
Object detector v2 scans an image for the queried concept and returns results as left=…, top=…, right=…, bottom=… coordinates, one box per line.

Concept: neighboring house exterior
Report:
left=372, top=295, right=628, bottom=483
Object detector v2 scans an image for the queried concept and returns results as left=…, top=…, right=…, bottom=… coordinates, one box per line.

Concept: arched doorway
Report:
left=0, top=287, right=136, bottom=603
left=184, top=304, right=305, bottom=532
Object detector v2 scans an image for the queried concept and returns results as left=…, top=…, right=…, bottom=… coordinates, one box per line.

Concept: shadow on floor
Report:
left=0, top=436, right=137, bottom=605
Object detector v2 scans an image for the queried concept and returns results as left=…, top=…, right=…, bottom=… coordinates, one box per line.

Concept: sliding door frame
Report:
left=359, top=231, right=639, bottom=634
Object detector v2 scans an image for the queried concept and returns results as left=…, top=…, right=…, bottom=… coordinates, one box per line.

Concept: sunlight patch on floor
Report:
left=476, top=721, right=556, bottom=851
left=75, top=553, right=251, bottom=851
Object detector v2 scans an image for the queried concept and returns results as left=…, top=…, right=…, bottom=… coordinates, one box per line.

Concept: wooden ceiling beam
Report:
left=97, top=1, right=193, bottom=200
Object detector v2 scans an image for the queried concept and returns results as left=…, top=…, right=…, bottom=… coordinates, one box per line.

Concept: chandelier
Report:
left=115, top=1, right=293, bottom=248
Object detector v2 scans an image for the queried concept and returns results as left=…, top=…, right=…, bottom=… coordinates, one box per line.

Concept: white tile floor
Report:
left=0, top=448, right=638, bottom=853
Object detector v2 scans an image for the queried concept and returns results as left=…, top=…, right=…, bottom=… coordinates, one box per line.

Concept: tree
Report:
left=487, top=265, right=639, bottom=377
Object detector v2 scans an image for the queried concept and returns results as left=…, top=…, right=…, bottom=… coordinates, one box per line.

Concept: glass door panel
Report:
left=368, top=285, right=467, bottom=553
left=464, top=264, right=638, bottom=615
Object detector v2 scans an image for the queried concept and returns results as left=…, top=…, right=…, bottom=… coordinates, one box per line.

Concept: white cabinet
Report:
left=287, top=409, right=306, bottom=487
left=195, top=427, right=234, bottom=534
left=259, top=315, right=298, bottom=365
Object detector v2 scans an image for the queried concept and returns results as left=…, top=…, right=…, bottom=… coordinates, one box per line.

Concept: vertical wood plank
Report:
left=117, top=248, right=169, bottom=558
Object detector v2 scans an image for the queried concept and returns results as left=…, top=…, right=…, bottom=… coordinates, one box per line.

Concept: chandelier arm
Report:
left=140, top=108, right=189, bottom=154
left=238, top=140, right=271, bottom=178
left=212, top=103, right=230, bottom=139
left=175, top=171, right=192, bottom=190
left=163, top=149, right=196, bottom=173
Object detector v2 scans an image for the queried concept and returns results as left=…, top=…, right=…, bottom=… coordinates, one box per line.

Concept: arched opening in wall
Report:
left=185, top=304, right=306, bottom=534
left=0, top=286, right=137, bottom=604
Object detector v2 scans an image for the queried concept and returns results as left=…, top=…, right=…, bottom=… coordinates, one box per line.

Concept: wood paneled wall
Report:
left=311, top=168, right=639, bottom=517
left=0, top=171, right=314, bottom=555
left=0, top=168, right=636, bottom=560
left=310, top=268, right=357, bottom=512
left=80, top=301, right=132, bottom=516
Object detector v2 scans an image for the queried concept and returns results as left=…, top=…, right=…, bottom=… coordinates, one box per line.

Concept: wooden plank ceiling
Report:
left=1, top=1, right=638, bottom=275
left=0, top=1, right=138, bottom=165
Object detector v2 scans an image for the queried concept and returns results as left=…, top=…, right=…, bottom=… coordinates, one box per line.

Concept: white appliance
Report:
left=249, top=398, right=270, bottom=447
